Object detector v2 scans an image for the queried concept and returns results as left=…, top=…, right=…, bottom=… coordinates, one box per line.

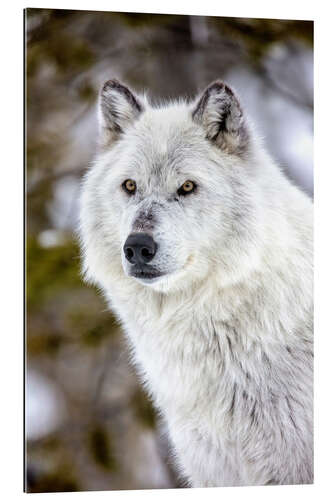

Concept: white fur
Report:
left=79, top=81, right=313, bottom=487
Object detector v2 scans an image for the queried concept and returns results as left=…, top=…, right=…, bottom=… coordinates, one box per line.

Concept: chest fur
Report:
left=112, top=285, right=312, bottom=435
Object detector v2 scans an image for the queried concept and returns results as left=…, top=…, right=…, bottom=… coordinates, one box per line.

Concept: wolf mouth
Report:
left=130, top=266, right=164, bottom=281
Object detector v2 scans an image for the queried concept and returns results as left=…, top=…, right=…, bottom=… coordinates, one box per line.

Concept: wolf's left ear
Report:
left=192, top=81, right=249, bottom=156
left=99, top=79, right=144, bottom=146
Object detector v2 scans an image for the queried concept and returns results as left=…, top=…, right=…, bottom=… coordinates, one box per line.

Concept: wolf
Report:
left=79, top=78, right=313, bottom=487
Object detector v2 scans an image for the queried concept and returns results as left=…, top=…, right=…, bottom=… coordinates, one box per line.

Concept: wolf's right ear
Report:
left=99, top=79, right=144, bottom=147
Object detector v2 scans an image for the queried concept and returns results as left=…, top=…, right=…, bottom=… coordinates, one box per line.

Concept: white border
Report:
left=1, top=1, right=332, bottom=499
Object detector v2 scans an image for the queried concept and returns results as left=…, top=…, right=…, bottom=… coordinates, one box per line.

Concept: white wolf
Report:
left=79, top=79, right=313, bottom=487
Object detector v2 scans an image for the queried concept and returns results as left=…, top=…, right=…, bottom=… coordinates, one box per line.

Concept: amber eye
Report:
left=122, top=179, right=136, bottom=194
left=177, top=180, right=196, bottom=196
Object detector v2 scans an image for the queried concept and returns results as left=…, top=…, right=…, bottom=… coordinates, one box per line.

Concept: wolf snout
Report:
left=124, top=233, right=157, bottom=265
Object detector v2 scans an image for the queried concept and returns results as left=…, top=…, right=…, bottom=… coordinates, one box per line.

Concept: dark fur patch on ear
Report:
left=99, top=79, right=144, bottom=145
left=192, top=81, right=249, bottom=156
left=192, top=81, right=231, bottom=123
left=101, top=79, right=143, bottom=127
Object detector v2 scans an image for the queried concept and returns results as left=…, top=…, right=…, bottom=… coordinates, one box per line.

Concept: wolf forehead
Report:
left=119, top=107, right=210, bottom=171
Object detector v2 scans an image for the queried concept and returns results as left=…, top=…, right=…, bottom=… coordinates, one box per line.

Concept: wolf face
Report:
left=80, top=80, right=266, bottom=294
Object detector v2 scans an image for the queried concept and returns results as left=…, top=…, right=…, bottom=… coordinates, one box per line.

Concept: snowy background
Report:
left=26, top=9, right=313, bottom=492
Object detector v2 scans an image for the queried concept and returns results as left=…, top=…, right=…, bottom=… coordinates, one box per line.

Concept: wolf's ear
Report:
left=99, top=79, right=144, bottom=146
left=192, top=81, right=249, bottom=156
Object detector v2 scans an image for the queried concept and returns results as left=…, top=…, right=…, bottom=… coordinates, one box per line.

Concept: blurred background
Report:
left=25, top=8, right=313, bottom=493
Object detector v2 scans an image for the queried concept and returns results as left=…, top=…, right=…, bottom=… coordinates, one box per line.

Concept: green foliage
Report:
left=77, top=80, right=96, bottom=103
left=66, top=305, right=118, bottom=347
left=132, top=388, right=157, bottom=429
left=26, top=9, right=95, bottom=76
left=88, top=425, right=117, bottom=470
left=27, top=236, right=82, bottom=310
left=212, top=18, right=313, bottom=61
left=28, top=466, right=79, bottom=493
left=27, top=332, right=64, bottom=356
left=46, top=35, right=94, bottom=74
left=116, top=12, right=177, bottom=28
left=27, top=234, right=119, bottom=357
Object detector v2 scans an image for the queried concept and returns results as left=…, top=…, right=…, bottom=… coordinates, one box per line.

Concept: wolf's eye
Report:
left=122, top=179, right=136, bottom=194
left=177, top=180, right=196, bottom=196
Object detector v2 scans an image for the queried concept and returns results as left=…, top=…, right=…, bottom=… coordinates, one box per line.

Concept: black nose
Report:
left=123, top=233, right=157, bottom=265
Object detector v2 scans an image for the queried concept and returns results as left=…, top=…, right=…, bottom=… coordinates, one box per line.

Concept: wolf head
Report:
left=80, top=79, right=269, bottom=294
